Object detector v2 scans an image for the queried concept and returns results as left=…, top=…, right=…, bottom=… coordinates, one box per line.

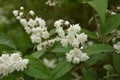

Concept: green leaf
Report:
left=87, top=0, right=108, bottom=23
left=1, top=72, right=22, bottom=80
left=113, top=53, right=120, bottom=76
left=82, top=68, right=98, bottom=80
left=84, top=44, right=115, bottom=56
left=49, top=28, right=56, bottom=36
left=0, top=35, right=16, bottom=49
left=51, top=41, right=73, bottom=53
left=81, top=29, right=98, bottom=39
left=85, top=53, right=108, bottom=67
left=24, top=56, right=52, bottom=80
left=52, top=60, right=74, bottom=80
left=31, top=50, right=46, bottom=58
left=101, top=14, right=120, bottom=35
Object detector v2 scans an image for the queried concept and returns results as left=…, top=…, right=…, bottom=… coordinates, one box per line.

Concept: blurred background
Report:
left=0, top=0, right=120, bottom=54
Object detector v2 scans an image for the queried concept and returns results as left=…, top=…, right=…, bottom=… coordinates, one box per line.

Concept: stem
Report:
left=106, top=71, right=110, bottom=80
left=93, top=15, right=104, bottom=43
left=106, top=35, right=116, bottom=43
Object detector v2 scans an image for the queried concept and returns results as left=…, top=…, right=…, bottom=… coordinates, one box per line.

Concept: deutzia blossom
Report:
left=54, top=19, right=64, bottom=28
left=67, top=24, right=81, bottom=35
left=46, top=0, right=57, bottom=7
left=13, top=10, right=19, bottom=16
left=54, top=20, right=89, bottom=64
left=13, top=7, right=50, bottom=50
left=56, top=27, right=65, bottom=38
left=20, top=6, right=24, bottom=10
left=114, top=42, right=120, bottom=53
left=76, top=33, right=87, bottom=44
left=43, top=58, right=56, bottom=69
left=29, top=10, right=35, bottom=16
left=66, top=48, right=89, bottom=64
left=0, top=53, right=29, bottom=76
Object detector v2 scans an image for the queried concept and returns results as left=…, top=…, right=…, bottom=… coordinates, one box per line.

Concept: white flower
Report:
left=76, top=33, right=87, bottom=44
left=80, top=53, right=89, bottom=61
left=56, top=27, right=65, bottom=38
left=67, top=24, right=81, bottom=35
left=66, top=53, right=73, bottom=62
left=27, top=18, right=35, bottom=28
left=66, top=34, right=75, bottom=44
left=73, top=57, right=81, bottom=64
left=20, top=19, right=28, bottom=28
left=13, top=10, right=19, bottom=16
left=54, top=19, right=63, bottom=28
left=0, top=54, right=10, bottom=63
left=42, top=31, right=50, bottom=39
left=37, top=44, right=43, bottom=51
left=24, top=26, right=32, bottom=34
left=30, top=34, right=41, bottom=44
left=61, top=38, right=68, bottom=47
left=16, top=16, right=21, bottom=20
left=20, top=6, right=24, bottom=10
left=35, top=17, right=46, bottom=28
left=65, top=48, right=89, bottom=64
left=0, top=53, right=29, bottom=76
left=29, top=10, right=35, bottom=16
left=10, top=53, right=22, bottom=62
left=15, top=59, right=29, bottom=71
left=19, top=12, right=24, bottom=16
left=114, top=42, right=120, bottom=53
left=65, top=21, right=70, bottom=26
left=72, top=38, right=80, bottom=48
left=46, top=0, right=57, bottom=6
left=43, top=58, right=56, bottom=69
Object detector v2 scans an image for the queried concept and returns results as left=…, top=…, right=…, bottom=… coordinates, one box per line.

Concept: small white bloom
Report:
left=16, top=16, right=21, bottom=20
left=20, top=6, right=24, bottom=10
left=19, top=12, right=24, bottom=16
left=10, top=53, right=22, bottom=62
left=15, top=59, right=29, bottom=71
left=54, top=19, right=63, bottom=28
left=37, top=44, right=43, bottom=51
left=27, top=18, right=35, bottom=28
left=61, top=38, right=68, bottom=47
left=76, top=33, right=87, bottom=44
left=0, top=54, right=10, bottom=63
left=46, top=0, right=57, bottom=6
left=20, top=19, right=28, bottom=27
left=30, top=34, right=41, bottom=44
left=66, top=53, right=73, bottom=62
left=65, top=21, right=70, bottom=26
left=35, top=17, right=46, bottom=28
left=65, top=48, right=89, bottom=64
left=42, top=31, right=50, bottom=39
left=114, top=42, right=120, bottom=53
left=66, top=34, right=75, bottom=44
left=67, top=24, right=81, bottom=35
left=0, top=53, right=29, bottom=76
left=73, top=57, right=81, bottom=64
left=13, top=10, right=19, bottom=16
left=80, top=53, right=89, bottom=61
left=29, top=10, right=35, bottom=16
left=56, top=27, right=65, bottom=38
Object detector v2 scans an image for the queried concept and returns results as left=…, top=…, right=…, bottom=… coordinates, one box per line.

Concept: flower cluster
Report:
left=13, top=7, right=89, bottom=64
left=43, top=58, right=56, bottom=69
left=54, top=19, right=89, bottom=64
left=0, top=53, right=29, bottom=76
left=114, top=41, right=120, bottom=53
left=45, top=0, right=57, bottom=7
left=13, top=7, right=57, bottom=50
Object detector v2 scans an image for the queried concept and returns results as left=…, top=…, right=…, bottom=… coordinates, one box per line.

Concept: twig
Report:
left=93, top=15, right=104, bottom=43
